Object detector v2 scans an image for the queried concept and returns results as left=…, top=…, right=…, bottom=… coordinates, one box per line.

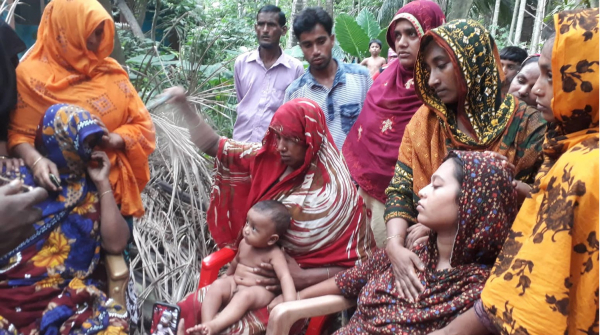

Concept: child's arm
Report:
left=270, top=248, right=296, bottom=302
left=360, top=57, right=369, bottom=66
left=298, top=277, right=341, bottom=299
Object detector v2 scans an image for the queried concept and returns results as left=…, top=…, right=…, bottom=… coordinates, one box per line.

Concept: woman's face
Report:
left=86, top=21, right=105, bottom=53
left=532, top=40, right=555, bottom=122
left=423, top=41, right=459, bottom=104
left=393, top=19, right=420, bottom=70
left=274, top=133, right=307, bottom=170
left=508, top=61, right=541, bottom=107
left=417, top=159, right=460, bottom=232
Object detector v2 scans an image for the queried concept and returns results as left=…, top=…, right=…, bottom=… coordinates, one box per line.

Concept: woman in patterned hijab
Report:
left=269, top=151, right=517, bottom=334
left=431, top=8, right=599, bottom=335
left=383, top=19, right=547, bottom=302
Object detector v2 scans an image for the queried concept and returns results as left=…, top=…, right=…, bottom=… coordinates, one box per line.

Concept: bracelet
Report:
left=31, top=157, right=43, bottom=168
left=326, top=267, right=330, bottom=279
left=384, top=234, right=403, bottom=246
left=99, top=190, right=112, bottom=199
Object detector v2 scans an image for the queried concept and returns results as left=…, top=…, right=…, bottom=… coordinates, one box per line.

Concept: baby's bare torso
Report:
left=232, top=241, right=280, bottom=287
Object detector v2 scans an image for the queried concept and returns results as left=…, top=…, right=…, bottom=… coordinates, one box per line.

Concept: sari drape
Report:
left=0, top=104, right=128, bottom=335
left=384, top=20, right=546, bottom=224
left=8, top=0, right=155, bottom=217
left=481, top=8, right=599, bottom=334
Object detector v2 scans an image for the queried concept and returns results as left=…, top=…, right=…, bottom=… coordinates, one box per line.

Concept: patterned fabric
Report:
left=342, top=1, right=445, bottom=204
left=233, top=47, right=305, bottom=143
left=0, top=104, right=128, bottom=335
left=384, top=20, right=546, bottom=224
left=180, top=98, right=375, bottom=334
left=333, top=151, right=517, bottom=334
left=481, top=8, right=599, bottom=334
left=8, top=0, right=156, bottom=218
left=284, top=60, right=372, bottom=150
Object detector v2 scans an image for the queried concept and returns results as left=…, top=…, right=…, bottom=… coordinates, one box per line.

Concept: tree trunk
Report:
left=446, top=0, right=474, bottom=21
left=116, top=0, right=145, bottom=40
left=325, top=0, right=333, bottom=19
left=591, top=0, right=599, bottom=7
left=508, top=0, right=519, bottom=43
left=490, top=0, right=502, bottom=37
left=97, top=0, right=125, bottom=64
left=529, top=0, right=546, bottom=53
left=287, top=0, right=307, bottom=48
left=513, top=0, right=527, bottom=45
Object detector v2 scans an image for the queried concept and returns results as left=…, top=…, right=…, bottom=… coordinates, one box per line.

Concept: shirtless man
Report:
left=360, top=39, right=387, bottom=78
left=187, top=200, right=296, bottom=335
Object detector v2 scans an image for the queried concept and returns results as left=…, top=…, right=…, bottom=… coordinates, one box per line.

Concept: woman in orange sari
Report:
left=8, top=0, right=155, bottom=221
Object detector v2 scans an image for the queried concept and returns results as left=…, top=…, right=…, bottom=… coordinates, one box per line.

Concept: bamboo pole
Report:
left=529, top=0, right=546, bottom=53
left=513, top=0, right=527, bottom=45
left=508, top=0, right=520, bottom=44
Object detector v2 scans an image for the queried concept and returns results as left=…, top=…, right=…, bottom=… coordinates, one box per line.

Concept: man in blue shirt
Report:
left=284, top=7, right=372, bottom=150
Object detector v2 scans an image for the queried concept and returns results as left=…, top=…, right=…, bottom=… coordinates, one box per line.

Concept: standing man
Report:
left=285, top=7, right=372, bottom=150
left=233, top=5, right=304, bottom=143
left=499, top=46, right=528, bottom=95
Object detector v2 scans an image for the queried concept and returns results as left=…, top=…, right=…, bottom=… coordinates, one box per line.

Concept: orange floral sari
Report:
left=8, top=0, right=155, bottom=217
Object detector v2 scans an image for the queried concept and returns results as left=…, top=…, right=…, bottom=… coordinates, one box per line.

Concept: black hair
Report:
left=251, top=200, right=291, bottom=237
left=521, top=55, right=540, bottom=67
left=499, top=46, right=528, bottom=64
left=292, top=7, right=333, bottom=41
left=369, top=39, right=382, bottom=48
left=443, top=152, right=465, bottom=203
left=257, top=5, right=286, bottom=27
left=542, top=33, right=556, bottom=54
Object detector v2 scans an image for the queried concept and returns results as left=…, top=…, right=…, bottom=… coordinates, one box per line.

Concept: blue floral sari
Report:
left=0, top=104, right=128, bottom=335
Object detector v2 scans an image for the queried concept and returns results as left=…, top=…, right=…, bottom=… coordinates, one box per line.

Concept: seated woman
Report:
left=166, top=90, right=375, bottom=333
left=384, top=19, right=547, bottom=303
left=432, top=8, right=599, bottom=335
left=8, top=0, right=155, bottom=223
left=269, top=151, right=518, bottom=334
left=0, top=104, right=131, bottom=334
left=507, top=55, right=540, bottom=107
left=342, top=1, right=446, bottom=247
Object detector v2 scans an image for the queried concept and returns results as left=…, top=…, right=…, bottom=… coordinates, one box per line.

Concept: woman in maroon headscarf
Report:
left=342, top=1, right=445, bottom=248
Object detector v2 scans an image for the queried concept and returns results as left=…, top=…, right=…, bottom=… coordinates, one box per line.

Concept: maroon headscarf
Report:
left=342, top=1, right=445, bottom=203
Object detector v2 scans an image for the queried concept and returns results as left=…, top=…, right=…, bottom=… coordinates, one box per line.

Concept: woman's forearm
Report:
left=386, top=217, right=409, bottom=240
left=298, top=277, right=341, bottom=299
left=174, top=101, right=220, bottom=157
left=297, top=266, right=345, bottom=290
left=13, top=143, right=42, bottom=167
left=96, top=180, right=130, bottom=254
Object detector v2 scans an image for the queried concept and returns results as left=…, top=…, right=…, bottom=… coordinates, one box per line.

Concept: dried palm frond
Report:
left=0, top=0, right=20, bottom=23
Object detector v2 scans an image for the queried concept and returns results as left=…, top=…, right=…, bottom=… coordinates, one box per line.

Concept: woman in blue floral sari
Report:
left=0, top=104, right=130, bottom=335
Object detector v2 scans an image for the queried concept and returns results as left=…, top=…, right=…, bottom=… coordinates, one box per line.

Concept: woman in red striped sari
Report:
left=165, top=87, right=375, bottom=334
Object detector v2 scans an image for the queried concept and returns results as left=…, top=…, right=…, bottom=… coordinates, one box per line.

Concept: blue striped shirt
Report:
left=284, top=60, right=372, bottom=150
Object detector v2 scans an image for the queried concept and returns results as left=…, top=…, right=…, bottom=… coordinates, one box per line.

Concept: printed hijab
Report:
left=342, top=1, right=445, bottom=203
left=482, top=8, right=599, bottom=334
left=414, top=20, right=515, bottom=148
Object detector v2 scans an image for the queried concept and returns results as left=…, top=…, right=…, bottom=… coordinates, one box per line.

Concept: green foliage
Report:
left=335, top=9, right=388, bottom=59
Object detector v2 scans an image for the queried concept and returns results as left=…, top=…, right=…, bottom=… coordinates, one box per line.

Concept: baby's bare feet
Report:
left=187, top=324, right=215, bottom=335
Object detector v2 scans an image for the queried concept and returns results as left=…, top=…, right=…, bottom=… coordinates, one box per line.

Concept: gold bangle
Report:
left=326, top=267, right=330, bottom=279
left=385, top=234, right=403, bottom=241
left=99, top=190, right=112, bottom=199
left=31, top=157, right=43, bottom=168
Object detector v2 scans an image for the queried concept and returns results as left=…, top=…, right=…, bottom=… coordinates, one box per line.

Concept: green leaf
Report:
left=334, top=13, right=371, bottom=59
left=356, top=9, right=382, bottom=40
left=376, top=28, right=390, bottom=61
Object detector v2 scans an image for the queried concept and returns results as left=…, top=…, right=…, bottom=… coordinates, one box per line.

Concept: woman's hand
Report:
left=92, top=115, right=124, bottom=150
left=87, top=151, right=111, bottom=186
left=254, top=262, right=280, bottom=292
left=164, top=86, right=188, bottom=104
left=267, top=294, right=284, bottom=313
left=32, top=157, right=61, bottom=191
left=386, top=239, right=425, bottom=302
left=0, top=156, right=23, bottom=174
left=405, top=223, right=430, bottom=248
